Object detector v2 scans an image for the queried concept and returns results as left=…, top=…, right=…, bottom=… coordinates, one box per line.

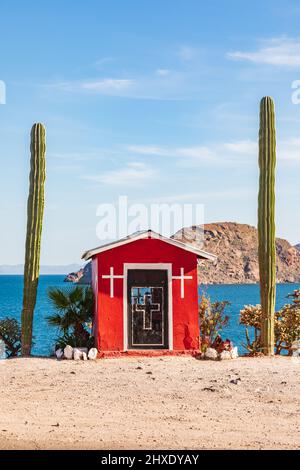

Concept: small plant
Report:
left=198, top=295, right=230, bottom=351
left=47, top=286, right=94, bottom=350
left=240, top=305, right=263, bottom=355
left=0, top=318, right=22, bottom=358
left=240, top=290, right=300, bottom=355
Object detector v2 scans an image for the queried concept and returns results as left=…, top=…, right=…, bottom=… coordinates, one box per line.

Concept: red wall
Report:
left=94, top=238, right=199, bottom=352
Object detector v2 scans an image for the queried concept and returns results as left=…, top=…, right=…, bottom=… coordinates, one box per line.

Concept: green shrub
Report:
left=0, top=318, right=22, bottom=358
left=47, top=286, right=94, bottom=351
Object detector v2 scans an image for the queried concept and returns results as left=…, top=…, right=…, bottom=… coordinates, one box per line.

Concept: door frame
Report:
left=123, top=263, right=173, bottom=351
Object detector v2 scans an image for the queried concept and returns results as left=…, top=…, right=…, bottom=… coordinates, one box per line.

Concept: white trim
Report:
left=82, top=230, right=216, bottom=262
left=172, top=267, right=193, bottom=299
left=123, top=263, right=173, bottom=351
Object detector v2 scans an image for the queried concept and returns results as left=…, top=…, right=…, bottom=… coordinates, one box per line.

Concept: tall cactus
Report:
left=21, top=123, right=46, bottom=356
left=258, top=97, right=276, bottom=356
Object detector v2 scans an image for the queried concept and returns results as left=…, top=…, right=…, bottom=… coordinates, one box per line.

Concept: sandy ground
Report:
left=0, top=355, right=300, bottom=450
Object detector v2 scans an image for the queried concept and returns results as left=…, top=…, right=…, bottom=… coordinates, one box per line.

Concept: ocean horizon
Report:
left=0, top=275, right=299, bottom=356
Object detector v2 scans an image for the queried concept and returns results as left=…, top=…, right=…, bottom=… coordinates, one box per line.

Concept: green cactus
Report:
left=258, top=97, right=276, bottom=356
left=21, top=123, right=46, bottom=356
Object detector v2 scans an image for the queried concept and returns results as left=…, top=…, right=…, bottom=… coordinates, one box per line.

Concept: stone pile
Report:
left=55, top=345, right=98, bottom=361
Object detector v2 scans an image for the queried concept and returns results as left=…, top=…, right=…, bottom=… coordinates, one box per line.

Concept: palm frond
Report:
left=48, top=288, right=70, bottom=310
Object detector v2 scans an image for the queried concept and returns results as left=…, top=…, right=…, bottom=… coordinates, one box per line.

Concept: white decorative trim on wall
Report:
left=123, top=263, right=173, bottom=351
left=102, top=267, right=124, bottom=298
left=172, top=267, right=193, bottom=299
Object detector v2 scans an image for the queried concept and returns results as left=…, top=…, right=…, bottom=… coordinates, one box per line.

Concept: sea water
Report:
left=0, top=275, right=299, bottom=356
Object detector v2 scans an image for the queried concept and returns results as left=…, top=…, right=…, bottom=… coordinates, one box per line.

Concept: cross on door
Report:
left=136, top=293, right=160, bottom=330
left=102, top=267, right=124, bottom=298
left=172, top=267, right=193, bottom=298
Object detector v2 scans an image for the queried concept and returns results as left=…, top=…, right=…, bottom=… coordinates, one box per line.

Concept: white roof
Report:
left=82, top=230, right=217, bottom=262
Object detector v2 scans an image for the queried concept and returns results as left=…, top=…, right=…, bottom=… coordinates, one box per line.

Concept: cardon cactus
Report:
left=258, top=97, right=276, bottom=356
left=21, top=123, right=46, bottom=356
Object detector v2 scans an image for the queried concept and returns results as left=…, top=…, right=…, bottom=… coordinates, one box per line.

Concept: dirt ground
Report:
left=0, top=355, right=299, bottom=450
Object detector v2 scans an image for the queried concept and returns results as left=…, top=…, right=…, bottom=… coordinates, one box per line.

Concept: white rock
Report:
left=82, top=352, right=87, bottom=361
left=220, top=350, right=232, bottom=360
left=55, top=348, right=64, bottom=359
left=64, top=345, right=73, bottom=360
left=88, top=348, right=98, bottom=360
left=291, top=339, right=300, bottom=350
left=77, top=347, right=88, bottom=354
left=204, top=348, right=218, bottom=360
left=230, top=347, right=239, bottom=359
left=73, top=348, right=82, bottom=361
left=292, top=349, right=300, bottom=358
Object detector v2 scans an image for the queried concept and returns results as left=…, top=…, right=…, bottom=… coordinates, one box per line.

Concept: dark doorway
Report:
left=127, top=269, right=169, bottom=349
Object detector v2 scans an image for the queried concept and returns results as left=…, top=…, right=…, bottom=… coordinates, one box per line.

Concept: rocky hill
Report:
left=66, top=223, right=300, bottom=285
left=64, top=263, right=91, bottom=284
left=296, top=244, right=300, bottom=252
left=174, top=222, right=300, bottom=284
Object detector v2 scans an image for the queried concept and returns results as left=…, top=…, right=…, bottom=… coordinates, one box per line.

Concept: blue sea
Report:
left=0, top=275, right=299, bottom=356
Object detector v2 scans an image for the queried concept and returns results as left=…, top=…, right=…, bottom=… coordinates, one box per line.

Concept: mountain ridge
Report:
left=65, top=223, right=300, bottom=285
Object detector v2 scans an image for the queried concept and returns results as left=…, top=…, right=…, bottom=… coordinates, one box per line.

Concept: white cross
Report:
left=102, top=267, right=124, bottom=298
left=172, top=267, right=193, bottom=299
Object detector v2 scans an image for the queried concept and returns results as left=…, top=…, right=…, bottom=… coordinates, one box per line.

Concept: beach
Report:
left=0, top=355, right=299, bottom=450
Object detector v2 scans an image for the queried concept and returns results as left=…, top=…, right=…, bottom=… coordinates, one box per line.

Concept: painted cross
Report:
left=102, top=267, right=124, bottom=298
left=172, top=267, right=193, bottom=299
left=136, top=293, right=160, bottom=330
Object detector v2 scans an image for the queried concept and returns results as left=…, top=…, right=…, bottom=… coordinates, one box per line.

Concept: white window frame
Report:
left=123, top=263, right=173, bottom=351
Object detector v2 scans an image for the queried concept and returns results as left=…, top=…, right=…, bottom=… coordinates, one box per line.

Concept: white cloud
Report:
left=278, top=138, right=300, bottom=161
left=44, top=72, right=190, bottom=100
left=227, top=37, right=300, bottom=67
left=178, top=46, right=196, bottom=61
left=223, top=140, right=258, bottom=155
left=156, top=69, right=171, bottom=76
left=46, top=78, right=135, bottom=97
left=126, top=141, right=256, bottom=164
left=81, top=78, right=135, bottom=91
left=49, top=152, right=99, bottom=161
left=127, top=138, right=300, bottom=165
left=93, top=57, right=114, bottom=69
left=83, top=162, right=156, bottom=186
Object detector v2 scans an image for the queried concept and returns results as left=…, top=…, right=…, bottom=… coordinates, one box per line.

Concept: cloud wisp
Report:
left=82, top=162, right=156, bottom=186
left=126, top=140, right=257, bottom=166
left=127, top=138, right=300, bottom=166
left=227, top=37, right=300, bottom=67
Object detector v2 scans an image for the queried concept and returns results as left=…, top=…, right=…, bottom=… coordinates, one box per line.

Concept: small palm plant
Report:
left=47, top=286, right=94, bottom=350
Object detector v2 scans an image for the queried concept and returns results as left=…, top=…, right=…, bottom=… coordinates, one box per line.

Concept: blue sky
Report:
left=1, top=0, right=300, bottom=265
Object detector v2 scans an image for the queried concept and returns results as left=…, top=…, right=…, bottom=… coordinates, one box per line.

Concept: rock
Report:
left=64, top=345, right=73, bottom=360
left=291, top=340, right=300, bottom=357
left=74, top=348, right=88, bottom=361
left=230, top=347, right=239, bottom=359
left=220, top=350, right=232, bottom=360
left=88, top=348, right=98, bottom=360
left=204, top=348, right=218, bottom=360
left=73, top=348, right=82, bottom=361
left=55, top=348, right=64, bottom=359
left=65, top=263, right=92, bottom=284
left=230, top=378, right=241, bottom=385
left=291, top=339, right=300, bottom=350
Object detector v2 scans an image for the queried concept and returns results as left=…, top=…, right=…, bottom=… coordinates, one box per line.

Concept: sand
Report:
left=0, top=355, right=300, bottom=450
